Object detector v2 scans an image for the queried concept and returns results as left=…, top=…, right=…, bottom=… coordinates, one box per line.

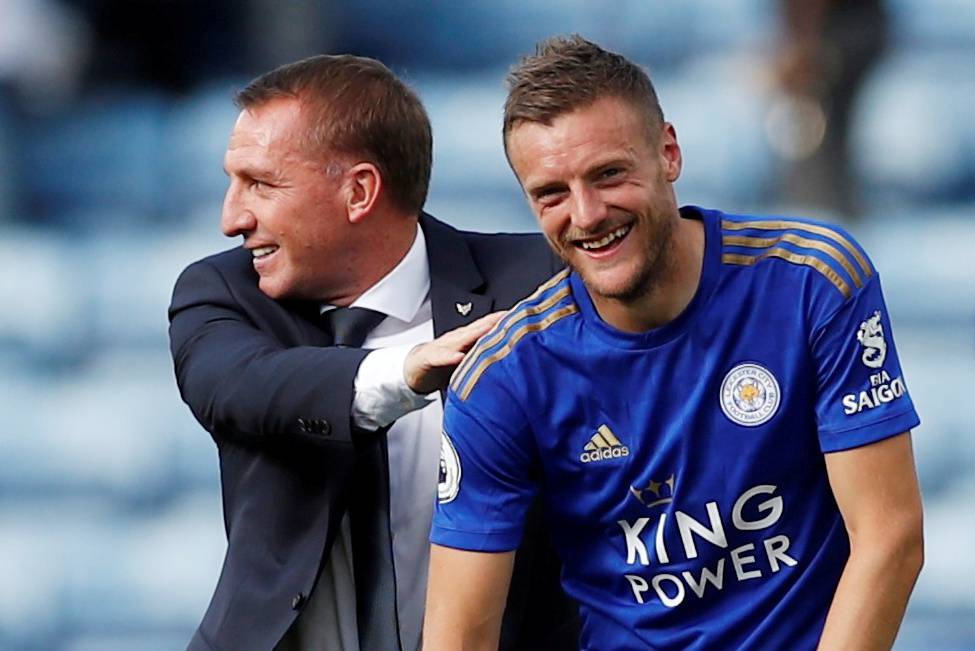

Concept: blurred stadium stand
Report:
left=1, top=0, right=972, bottom=649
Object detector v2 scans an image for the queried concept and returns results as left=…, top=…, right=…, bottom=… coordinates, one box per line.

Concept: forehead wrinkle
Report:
left=226, top=107, right=331, bottom=180
left=231, top=99, right=307, bottom=152
left=228, top=125, right=270, bottom=151
left=514, top=119, right=640, bottom=192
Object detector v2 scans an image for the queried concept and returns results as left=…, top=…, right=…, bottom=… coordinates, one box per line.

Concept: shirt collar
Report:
left=320, top=222, right=429, bottom=323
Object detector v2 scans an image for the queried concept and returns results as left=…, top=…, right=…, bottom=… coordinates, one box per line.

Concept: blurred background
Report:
left=0, top=0, right=973, bottom=649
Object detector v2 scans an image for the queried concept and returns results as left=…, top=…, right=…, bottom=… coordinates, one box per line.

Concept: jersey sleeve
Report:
left=431, top=362, right=539, bottom=552
left=811, top=272, right=920, bottom=452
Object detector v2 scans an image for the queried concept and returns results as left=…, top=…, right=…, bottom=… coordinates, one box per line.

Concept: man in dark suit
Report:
left=168, top=54, right=577, bottom=651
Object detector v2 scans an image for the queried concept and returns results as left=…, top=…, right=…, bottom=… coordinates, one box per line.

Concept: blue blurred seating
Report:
left=857, top=208, right=975, bottom=326
left=852, top=51, right=975, bottom=206
left=159, top=81, right=242, bottom=220
left=888, top=0, right=975, bottom=48
left=1, top=4, right=974, bottom=648
left=0, top=494, right=223, bottom=648
left=0, top=227, right=89, bottom=366
left=662, top=61, right=776, bottom=209
left=23, top=89, right=167, bottom=227
left=0, top=92, right=21, bottom=223
left=82, top=232, right=208, bottom=350
left=337, top=0, right=771, bottom=72
left=0, top=351, right=216, bottom=501
left=413, top=72, right=522, bottom=200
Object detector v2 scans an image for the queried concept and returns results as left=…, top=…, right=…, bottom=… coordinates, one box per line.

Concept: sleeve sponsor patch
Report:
left=438, top=430, right=462, bottom=504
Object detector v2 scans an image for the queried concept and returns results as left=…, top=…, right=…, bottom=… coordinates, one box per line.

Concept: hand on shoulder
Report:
left=404, top=311, right=504, bottom=394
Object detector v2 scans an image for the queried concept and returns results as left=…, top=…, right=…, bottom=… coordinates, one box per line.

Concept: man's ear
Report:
left=345, top=161, right=382, bottom=223
left=659, top=122, right=683, bottom=183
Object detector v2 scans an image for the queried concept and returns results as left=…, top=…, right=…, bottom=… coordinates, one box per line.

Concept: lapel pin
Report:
left=455, top=302, right=473, bottom=316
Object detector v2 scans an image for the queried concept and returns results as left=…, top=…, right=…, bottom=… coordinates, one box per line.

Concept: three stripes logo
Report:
left=580, top=424, right=630, bottom=464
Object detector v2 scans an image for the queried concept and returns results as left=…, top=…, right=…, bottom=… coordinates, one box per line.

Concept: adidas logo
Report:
left=580, top=425, right=630, bottom=463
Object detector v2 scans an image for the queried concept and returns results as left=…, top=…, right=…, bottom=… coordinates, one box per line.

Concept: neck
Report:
left=329, top=214, right=419, bottom=306
left=595, top=216, right=705, bottom=333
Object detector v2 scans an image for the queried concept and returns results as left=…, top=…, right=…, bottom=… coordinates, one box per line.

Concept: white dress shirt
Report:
left=308, top=224, right=439, bottom=651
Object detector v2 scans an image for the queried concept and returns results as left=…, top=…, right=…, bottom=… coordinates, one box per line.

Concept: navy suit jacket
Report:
left=168, top=213, right=579, bottom=651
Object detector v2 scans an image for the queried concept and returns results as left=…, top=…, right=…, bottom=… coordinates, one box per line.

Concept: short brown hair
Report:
left=235, top=54, right=432, bottom=215
left=503, top=35, right=664, bottom=152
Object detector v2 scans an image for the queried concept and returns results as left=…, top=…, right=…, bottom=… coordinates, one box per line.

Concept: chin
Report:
left=579, top=275, right=633, bottom=301
left=580, top=268, right=655, bottom=303
left=257, top=277, right=290, bottom=301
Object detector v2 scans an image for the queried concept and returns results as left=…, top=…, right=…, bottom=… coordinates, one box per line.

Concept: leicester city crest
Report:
left=720, top=363, right=780, bottom=427
left=438, top=431, right=462, bottom=504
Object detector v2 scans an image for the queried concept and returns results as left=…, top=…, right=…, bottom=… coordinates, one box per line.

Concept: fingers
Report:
left=431, top=350, right=467, bottom=368
left=471, top=310, right=506, bottom=329
left=404, top=343, right=466, bottom=394
left=403, top=311, right=507, bottom=394
left=442, top=311, right=505, bottom=351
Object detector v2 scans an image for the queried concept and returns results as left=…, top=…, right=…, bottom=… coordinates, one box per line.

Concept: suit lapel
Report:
left=420, top=213, right=494, bottom=337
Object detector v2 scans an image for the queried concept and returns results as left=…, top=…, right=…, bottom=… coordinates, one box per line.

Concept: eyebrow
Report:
left=525, top=180, right=566, bottom=199
left=224, top=163, right=275, bottom=181
left=524, top=157, right=633, bottom=196
left=588, top=157, right=632, bottom=175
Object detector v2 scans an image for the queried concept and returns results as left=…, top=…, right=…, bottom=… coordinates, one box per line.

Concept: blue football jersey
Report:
left=432, top=206, right=919, bottom=650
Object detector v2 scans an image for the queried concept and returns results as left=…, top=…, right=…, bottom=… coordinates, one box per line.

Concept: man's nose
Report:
left=221, top=185, right=256, bottom=237
left=570, top=185, right=608, bottom=231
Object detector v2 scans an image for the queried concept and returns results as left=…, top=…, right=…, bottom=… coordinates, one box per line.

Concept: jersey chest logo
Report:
left=580, top=424, right=630, bottom=463
left=719, top=363, right=781, bottom=426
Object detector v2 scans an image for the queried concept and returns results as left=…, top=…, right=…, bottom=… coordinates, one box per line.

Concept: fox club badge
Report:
left=720, top=363, right=781, bottom=427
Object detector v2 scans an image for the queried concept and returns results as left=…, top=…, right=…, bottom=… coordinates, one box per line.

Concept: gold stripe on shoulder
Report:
left=458, top=304, right=578, bottom=401
left=723, top=250, right=852, bottom=299
left=450, top=284, right=570, bottom=392
left=450, top=269, right=570, bottom=392
left=723, top=233, right=864, bottom=289
left=450, top=269, right=567, bottom=391
left=722, top=219, right=873, bottom=279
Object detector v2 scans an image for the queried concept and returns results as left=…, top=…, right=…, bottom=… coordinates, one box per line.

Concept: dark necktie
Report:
left=322, top=306, right=402, bottom=650
left=322, top=306, right=387, bottom=348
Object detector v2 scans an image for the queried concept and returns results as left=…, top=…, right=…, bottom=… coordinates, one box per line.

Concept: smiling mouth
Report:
left=575, top=224, right=632, bottom=253
left=251, top=245, right=279, bottom=260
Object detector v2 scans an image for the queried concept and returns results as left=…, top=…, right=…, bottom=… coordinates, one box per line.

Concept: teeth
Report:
left=580, top=226, right=630, bottom=250
left=252, top=246, right=278, bottom=259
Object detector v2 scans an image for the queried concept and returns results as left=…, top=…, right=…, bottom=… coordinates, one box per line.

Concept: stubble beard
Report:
left=562, top=212, right=676, bottom=305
